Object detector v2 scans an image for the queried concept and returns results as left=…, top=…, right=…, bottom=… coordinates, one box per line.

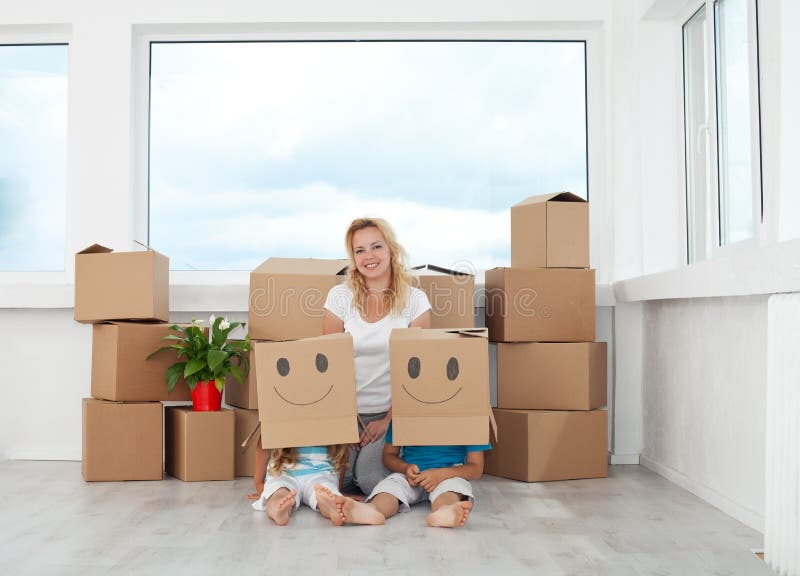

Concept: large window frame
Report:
left=132, top=23, right=611, bottom=289
left=681, top=0, right=763, bottom=265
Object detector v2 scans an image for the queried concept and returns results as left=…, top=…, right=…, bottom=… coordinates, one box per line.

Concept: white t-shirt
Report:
left=324, top=283, right=431, bottom=414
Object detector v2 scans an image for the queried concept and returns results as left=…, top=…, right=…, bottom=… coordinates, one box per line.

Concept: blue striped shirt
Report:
left=282, top=446, right=336, bottom=478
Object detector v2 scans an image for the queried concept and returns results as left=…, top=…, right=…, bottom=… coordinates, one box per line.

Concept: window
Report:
left=148, top=40, right=588, bottom=271
left=0, top=44, right=68, bottom=271
left=683, top=0, right=762, bottom=263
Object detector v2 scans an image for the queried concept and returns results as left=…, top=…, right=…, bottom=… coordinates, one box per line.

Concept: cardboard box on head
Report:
left=390, top=328, right=493, bottom=446
left=255, top=333, right=358, bottom=449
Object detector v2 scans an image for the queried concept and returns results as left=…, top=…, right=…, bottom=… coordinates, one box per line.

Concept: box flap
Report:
left=78, top=243, right=113, bottom=255
left=252, top=257, right=348, bottom=276
left=411, top=264, right=473, bottom=277
left=513, top=192, right=586, bottom=206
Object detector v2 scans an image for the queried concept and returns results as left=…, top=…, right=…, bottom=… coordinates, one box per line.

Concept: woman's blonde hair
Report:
left=268, top=445, right=350, bottom=478
left=345, top=217, right=415, bottom=318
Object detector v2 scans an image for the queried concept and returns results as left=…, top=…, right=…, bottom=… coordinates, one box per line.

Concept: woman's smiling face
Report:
left=351, top=226, right=391, bottom=283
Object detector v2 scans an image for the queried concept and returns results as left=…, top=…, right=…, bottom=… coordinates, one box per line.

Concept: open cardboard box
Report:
left=412, top=264, right=475, bottom=329
left=249, top=257, right=347, bottom=341
left=75, top=244, right=169, bottom=323
left=254, top=333, right=358, bottom=449
left=511, top=192, right=589, bottom=269
left=390, top=328, right=494, bottom=446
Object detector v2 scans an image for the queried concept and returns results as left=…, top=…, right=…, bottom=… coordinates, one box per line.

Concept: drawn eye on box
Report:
left=401, top=355, right=464, bottom=405
left=273, top=352, right=335, bottom=406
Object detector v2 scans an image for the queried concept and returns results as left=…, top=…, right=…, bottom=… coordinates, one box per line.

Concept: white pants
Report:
left=252, top=470, right=340, bottom=512
left=367, top=472, right=475, bottom=513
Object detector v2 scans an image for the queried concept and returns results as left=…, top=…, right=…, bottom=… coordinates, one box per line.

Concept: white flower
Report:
left=209, top=314, right=216, bottom=326
left=220, top=319, right=231, bottom=330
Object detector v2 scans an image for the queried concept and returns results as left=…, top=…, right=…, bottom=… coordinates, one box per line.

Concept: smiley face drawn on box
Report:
left=254, top=333, right=358, bottom=448
left=390, top=328, right=490, bottom=446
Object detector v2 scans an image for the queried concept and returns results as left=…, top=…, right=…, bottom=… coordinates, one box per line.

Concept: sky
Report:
left=0, top=45, right=68, bottom=271
left=148, top=40, right=588, bottom=271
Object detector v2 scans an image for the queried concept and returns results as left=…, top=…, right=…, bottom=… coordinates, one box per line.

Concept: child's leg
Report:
left=426, top=491, right=472, bottom=528
left=266, top=487, right=298, bottom=526
left=333, top=494, right=387, bottom=525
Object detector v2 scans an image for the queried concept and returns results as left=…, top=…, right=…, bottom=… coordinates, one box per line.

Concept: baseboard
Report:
left=609, top=453, right=640, bottom=465
left=640, top=455, right=764, bottom=533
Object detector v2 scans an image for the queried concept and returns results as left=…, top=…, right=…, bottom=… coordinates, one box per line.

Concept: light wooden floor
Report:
left=0, top=462, right=771, bottom=575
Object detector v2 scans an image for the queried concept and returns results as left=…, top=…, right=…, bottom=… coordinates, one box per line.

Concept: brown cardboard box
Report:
left=82, top=398, right=162, bottom=481
left=75, top=244, right=169, bottom=323
left=484, top=409, right=608, bottom=482
left=233, top=407, right=261, bottom=477
left=255, top=333, right=358, bottom=449
left=497, top=342, right=607, bottom=410
left=165, top=406, right=234, bottom=481
left=484, top=267, right=595, bottom=342
left=92, top=322, right=193, bottom=402
left=249, top=257, right=348, bottom=341
left=225, top=349, right=258, bottom=410
left=390, top=328, right=491, bottom=446
left=412, top=265, right=475, bottom=329
left=511, top=192, right=589, bottom=269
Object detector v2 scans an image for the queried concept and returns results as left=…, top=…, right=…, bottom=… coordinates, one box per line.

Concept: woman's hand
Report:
left=359, top=416, right=390, bottom=447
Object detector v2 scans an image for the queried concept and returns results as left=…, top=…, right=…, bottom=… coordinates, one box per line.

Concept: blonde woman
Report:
left=323, top=218, right=431, bottom=495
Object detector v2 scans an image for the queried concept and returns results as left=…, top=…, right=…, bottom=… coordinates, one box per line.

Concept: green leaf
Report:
left=207, top=349, right=227, bottom=373
left=146, top=345, right=183, bottom=360
left=184, top=357, right=207, bottom=378
left=215, top=377, right=224, bottom=393
left=165, top=363, right=186, bottom=394
left=229, top=364, right=243, bottom=385
left=160, top=334, right=187, bottom=342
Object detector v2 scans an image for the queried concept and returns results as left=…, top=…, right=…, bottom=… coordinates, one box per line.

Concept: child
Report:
left=251, top=444, right=349, bottom=526
left=332, top=422, right=490, bottom=528
left=246, top=436, right=270, bottom=502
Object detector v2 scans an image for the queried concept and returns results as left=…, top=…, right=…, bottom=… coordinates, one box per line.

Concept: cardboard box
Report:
left=412, top=265, right=475, bottom=329
left=511, top=192, right=589, bottom=269
left=484, top=267, right=595, bottom=343
left=82, top=398, right=163, bottom=481
left=249, top=257, right=348, bottom=341
left=255, top=333, right=358, bottom=449
left=165, top=407, right=234, bottom=481
left=484, top=409, right=607, bottom=482
left=91, top=322, right=194, bottom=402
left=75, top=244, right=169, bottom=323
left=497, top=342, right=607, bottom=410
left=390, top=328, right=491, bottom=446
left=224, top=348, right=257, bottom=410
left=233, top=407, right=261, bottom=477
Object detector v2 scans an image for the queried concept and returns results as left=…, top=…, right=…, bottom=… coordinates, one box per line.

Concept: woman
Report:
left=323, top=217, right=431, bottom=495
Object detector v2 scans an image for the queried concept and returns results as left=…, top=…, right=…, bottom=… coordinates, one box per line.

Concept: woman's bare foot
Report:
left=314, top=484, right=343, bottom=526
left=267, top=489, right=296, bottom=526
left=426, top=501, right=473, bottom=528
left=334, top=495, right=385, bottom=525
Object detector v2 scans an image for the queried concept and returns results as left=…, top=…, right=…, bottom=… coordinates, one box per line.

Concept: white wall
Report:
left=640, top=296, right=768, bottom=532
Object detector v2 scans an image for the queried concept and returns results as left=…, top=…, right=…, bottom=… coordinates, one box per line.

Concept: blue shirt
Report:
left=385, top=423, right=491, bottom=472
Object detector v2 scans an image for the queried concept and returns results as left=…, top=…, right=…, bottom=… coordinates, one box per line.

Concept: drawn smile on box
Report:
left=401, top=355, right=462, bottom=405
left=273, top=353, right=335, bottom=406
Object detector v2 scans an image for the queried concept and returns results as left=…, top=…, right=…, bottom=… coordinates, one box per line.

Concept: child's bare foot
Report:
left=334, top=495, right=385, bottom=525
left=314, top=484, right=343, bottom=526
left=426, top=500, right=473, bottom=528
left=267, top=489, right=296, bottom=526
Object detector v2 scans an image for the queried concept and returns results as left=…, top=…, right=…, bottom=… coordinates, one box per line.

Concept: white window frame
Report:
left=132, top=22, right=611, bottom=305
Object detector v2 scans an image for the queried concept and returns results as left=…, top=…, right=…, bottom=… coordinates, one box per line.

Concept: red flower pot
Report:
left=191, top=380, right=222, bottom=411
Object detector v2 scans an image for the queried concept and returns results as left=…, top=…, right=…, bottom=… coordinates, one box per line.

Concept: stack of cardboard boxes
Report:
left=77, top=245, right=235, bottom=482
left=483, top=193, right=609, bottom=482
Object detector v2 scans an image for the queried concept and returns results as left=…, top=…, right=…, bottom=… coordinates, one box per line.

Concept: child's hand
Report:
left=404, top=464, right=420, bottom=485
left=415, top=468, right=449, bottom=492
left=246, top=482, right=265, bottom=501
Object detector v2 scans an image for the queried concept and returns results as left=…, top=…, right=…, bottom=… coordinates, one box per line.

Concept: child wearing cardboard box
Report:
left=323, top=218, right=431, bottom=496
left=251, top=445, right=349, bottom=526
left=328, top=423, right=490, bottom=528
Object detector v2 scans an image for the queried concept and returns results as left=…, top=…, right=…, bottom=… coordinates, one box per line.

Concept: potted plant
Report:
left=148, top=315, right=251, bottom=411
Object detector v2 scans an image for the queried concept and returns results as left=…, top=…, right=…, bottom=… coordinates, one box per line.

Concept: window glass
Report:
left=149, top=41, right=588, bottom=270
left=0, top=44, right=68, bottom=271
